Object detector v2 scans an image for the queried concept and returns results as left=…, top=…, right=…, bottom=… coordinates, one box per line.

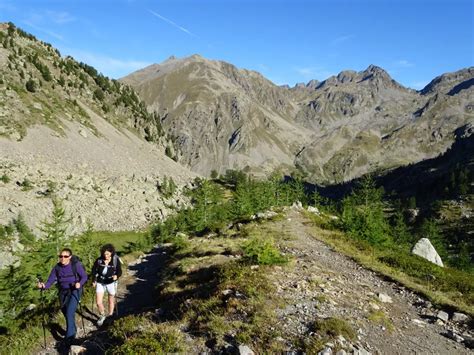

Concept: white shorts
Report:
left=96, top=282, right=117, bottom=295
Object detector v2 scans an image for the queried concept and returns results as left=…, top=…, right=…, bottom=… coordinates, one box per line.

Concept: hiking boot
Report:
left=97, top=314, right=106, bottom=327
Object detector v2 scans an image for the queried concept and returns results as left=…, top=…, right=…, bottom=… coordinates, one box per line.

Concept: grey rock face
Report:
left=124, top=55, right=473, bottom=184
left=411, top=238, right=444, bottom=267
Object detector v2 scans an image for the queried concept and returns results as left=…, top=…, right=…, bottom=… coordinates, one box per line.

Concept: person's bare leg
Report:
left=96, top=292, right=105, bottom=315
left=108, top=294, right=115, bottom=316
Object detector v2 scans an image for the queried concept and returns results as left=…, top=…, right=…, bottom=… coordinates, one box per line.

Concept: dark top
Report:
left=44, top=261, right=88, bottom=290
left=91, top=255, right=122, bottom=284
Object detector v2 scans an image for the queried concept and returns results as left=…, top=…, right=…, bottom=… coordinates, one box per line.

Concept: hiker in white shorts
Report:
left=91, top=244, right=122, bottom=326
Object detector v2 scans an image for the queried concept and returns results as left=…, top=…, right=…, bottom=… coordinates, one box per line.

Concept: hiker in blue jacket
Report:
left=37, top=248, right=88, bottom=341
left=91, top=243, right=122, bottom=326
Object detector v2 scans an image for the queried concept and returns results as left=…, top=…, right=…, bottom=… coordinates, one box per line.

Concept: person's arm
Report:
left=42, top=267, right=57, bottom=289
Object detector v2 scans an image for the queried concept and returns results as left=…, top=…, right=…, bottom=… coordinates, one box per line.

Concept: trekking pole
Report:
left=114, top=281, right=119, bottom=317
left=91, top=284, right=95, bottom=314
left=37, top=276, right=47, bottom=349
left=78, top=290, right=86, bottom=336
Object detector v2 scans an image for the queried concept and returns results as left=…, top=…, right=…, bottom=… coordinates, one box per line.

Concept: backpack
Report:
left=95, top=254, right=122, bottom=282
left=97, top=254, right=121, bottom=270
left=54, top=255, right=82, bottom=286
left=111, top=254, right=121, bottom=270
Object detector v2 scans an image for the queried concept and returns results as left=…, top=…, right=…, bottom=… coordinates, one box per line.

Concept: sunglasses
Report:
left=58, top=254, right=71, bottom=258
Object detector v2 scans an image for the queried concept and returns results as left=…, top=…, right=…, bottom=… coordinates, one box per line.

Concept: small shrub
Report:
left=25, top=79, right=36, bottom=93
left=44, top=180, right=57, bottom=196
left=1, top=174, right=10, bottom=183
left=111, top=336, right=169, bottom=354
left=243, top=235, right=287, bottom=265
left=93, top=88, right=105, bottom=101
left=367, top=310, right=394, bottom=332
left=107, top=316, right=186, bottom=354
left=108, top=315, right=145, bottom=342
left=20, top=178, right=33, bottom=191
left=312, top=317, right=355, bottom=340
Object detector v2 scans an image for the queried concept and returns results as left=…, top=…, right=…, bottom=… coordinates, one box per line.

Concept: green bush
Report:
left=25, top=79, right=36, bottom=93
left=20, top=178, right=33, bottom=191
left=0, top=174, right=10, bottom=183
left=107, top=316, right=185, bottom=354
left=243, top=235, right=287, bottom=265
left=110, top=336, right=171, bottom=354
left=93, top=88, right=105, bottom=101
left=312, top=317, right=355, bottom=340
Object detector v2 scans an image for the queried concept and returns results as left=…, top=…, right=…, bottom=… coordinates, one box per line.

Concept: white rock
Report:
left=437, top=310, right=449, bottom=322
left=307, top=205, right=320, bottom=214
left=377, top=293, right=392, bottom=303
left=412, top=319, right=425, bottom=327
left=291, top=201, right=303, bottom=210
left=238, top=345, right=254, bottom=355
left=369, top=302, right=380, bottom=310
left=452, top=312, right=469, bottom=323
left=318, top=347, right=332, bottom=355
left=222, top=289, right=233, bottom=296
left=411, top=238, right=444, bottom=267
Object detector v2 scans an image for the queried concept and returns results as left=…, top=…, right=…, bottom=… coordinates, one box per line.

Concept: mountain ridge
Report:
left=123, top=54, right=474, bottom=183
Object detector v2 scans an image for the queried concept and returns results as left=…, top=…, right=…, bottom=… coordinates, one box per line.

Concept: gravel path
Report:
left=269, top=209, right=472, bottom=354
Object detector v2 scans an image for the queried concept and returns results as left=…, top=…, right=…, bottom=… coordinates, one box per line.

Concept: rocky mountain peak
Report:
left=420, top=67, right=474, bottom=95
left=360, top=64, right=395, bottom=84
left=306, top=79, right=320, bottom=89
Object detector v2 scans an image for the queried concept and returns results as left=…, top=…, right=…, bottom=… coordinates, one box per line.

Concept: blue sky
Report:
left=0, top=0, right=472, bottom=89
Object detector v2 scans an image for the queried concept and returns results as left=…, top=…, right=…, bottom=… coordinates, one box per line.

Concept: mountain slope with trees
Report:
left=0, top=22, right=197, bottom=238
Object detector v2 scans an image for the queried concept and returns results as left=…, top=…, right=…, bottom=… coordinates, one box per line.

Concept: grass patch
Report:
left=92, top=230, right=148, bottom=254
left=312, top=317, right=356, bottom=340
left=107, top=315, right=186, bottom=354
left=243, top=233, right=288, bottom=265
left=302, top=317, right=355, bottom=353
left=183, top=261, right=285, bottom=352
left=367, top=310, right=394, bottom=332
left=152, top=221, right=292, bottom=353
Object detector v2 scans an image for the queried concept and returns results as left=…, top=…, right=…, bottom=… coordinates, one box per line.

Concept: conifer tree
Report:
left=341, top=175, right=390, bottom=245
left=391, top=210, right=412, bottom=246
left=39, top=199, right=71, bottom=254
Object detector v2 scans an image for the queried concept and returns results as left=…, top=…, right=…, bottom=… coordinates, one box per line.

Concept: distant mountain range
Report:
left=122, top=55, right=474, bottom=184
left=1, top=20, right=473, bottom=190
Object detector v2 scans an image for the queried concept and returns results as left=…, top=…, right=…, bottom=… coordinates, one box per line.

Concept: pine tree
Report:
left=189, top=179, right=227, bottom=232
left=39, top=199, right=71, bottom=254
left=391, top=211, right=412, bottom=246
left=341, top=175, right=390, bottom=246
left=14, top=213, right=35, bottom=246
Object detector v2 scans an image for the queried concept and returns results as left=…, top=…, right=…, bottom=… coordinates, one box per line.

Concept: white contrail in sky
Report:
left=148, top=9, right=197, bottom=37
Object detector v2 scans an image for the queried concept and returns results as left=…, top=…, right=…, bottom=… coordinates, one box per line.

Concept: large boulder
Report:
left=411, top=238, right=444, bottom=267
